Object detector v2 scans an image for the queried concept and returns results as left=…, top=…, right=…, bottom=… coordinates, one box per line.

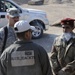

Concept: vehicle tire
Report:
left=31, top=21, right=43, bottom=39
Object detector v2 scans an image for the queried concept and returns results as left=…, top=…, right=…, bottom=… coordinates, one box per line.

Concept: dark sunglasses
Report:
left=12, top=16, right=19, bottom=19
left=62, top=27, right=70, bottom=29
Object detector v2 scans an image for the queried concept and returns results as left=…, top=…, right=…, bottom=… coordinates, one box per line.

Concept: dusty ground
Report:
left=14, top=0, right=75, bottom=29
left=21, top=1, right=75, bottom=25
left=13, top=0, right=75, bottom=56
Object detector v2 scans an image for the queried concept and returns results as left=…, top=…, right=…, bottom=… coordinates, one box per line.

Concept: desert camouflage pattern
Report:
left=0, top=25, right=17, bottom=56
left=50, top=33, right=75, bottom=75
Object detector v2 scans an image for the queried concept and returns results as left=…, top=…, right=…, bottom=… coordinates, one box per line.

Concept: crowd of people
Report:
left=0, top=7, right=75, bottom=75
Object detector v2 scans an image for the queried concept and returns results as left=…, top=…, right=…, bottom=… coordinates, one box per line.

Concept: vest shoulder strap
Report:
left=1, top=26, right=8, bottom=53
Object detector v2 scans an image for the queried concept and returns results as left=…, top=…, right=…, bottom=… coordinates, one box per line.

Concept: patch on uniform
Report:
left=11, top=50, right=35, bottom=67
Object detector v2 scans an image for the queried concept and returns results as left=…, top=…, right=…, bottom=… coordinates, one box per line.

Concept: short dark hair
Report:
left=16, top=29, right=31, bottom=39
left=16, top=31, right=25, bottom=39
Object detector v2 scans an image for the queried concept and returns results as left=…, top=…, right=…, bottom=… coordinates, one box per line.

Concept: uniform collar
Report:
left=14, top=40, right=33, bottom=44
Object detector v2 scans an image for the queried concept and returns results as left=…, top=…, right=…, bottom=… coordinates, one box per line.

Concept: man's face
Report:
left=8, top=16, right=19, bottom=27
left=62, top=25, right=74, bottom=33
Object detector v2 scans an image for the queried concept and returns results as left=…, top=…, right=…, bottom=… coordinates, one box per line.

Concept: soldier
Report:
left=0, top=20, right=52, bottom=75
left=50, top=18, right=75, bottom=75
left=0, top=8, right=20, bottom=56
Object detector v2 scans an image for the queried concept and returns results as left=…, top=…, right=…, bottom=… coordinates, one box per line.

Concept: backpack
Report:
left=1, top=26, right=8, bottom=53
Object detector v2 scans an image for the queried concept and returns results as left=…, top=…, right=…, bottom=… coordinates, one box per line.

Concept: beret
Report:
left=61, top=18, right=75, bottom=27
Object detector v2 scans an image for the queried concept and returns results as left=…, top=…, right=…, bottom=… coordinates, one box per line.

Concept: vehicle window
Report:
left=5, top=2, right=16, bottom=9
left=0, top=0, right=5, bottom=12
left=5, top=1, right=22, bottom=13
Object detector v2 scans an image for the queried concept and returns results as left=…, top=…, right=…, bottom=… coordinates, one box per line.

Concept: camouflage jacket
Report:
left=50, top=33, right=75, bottom=75
left=0, top=25, right=17, bottom=56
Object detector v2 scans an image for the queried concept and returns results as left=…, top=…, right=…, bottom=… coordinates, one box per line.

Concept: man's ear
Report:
left=25, top=32, right=29, bottom=39
left=25, top=31, right=31, bottom=40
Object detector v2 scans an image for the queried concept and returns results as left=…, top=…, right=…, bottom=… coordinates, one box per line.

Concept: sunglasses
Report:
left=12, top=16, right=19, bottom=19
left=62, top=26, right=70, bottom=29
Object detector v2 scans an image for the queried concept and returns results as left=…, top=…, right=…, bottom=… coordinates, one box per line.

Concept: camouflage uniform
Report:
left=50, top=33, right=75, bottom=75
left=0, top=25, right=17, bottom=56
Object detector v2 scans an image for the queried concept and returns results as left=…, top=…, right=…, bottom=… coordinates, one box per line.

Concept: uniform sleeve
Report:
left=50, top=38, right=61, bottom=75
left=61, top=45, right=75, bottom=75
left=0, top=28, right=5, bottom=55
left=38, top=46, right=52, bottom=75
left=0, top=50, right=7, bottom=75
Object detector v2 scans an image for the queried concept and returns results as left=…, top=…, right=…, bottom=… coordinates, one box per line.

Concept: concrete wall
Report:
left=13, top=0, right=73, bottom=5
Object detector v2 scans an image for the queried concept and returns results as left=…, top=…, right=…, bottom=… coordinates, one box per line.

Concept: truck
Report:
left=0, top=0, right=49, bottom=39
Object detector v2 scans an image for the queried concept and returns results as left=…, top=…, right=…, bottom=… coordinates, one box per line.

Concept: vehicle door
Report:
left=0, top=0, right=7, bottom=28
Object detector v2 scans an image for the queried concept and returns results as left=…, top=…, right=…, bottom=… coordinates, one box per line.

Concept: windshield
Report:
left=0, top=0, right=5, bottom=12
left=0, top=0, right=21, bottom=13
